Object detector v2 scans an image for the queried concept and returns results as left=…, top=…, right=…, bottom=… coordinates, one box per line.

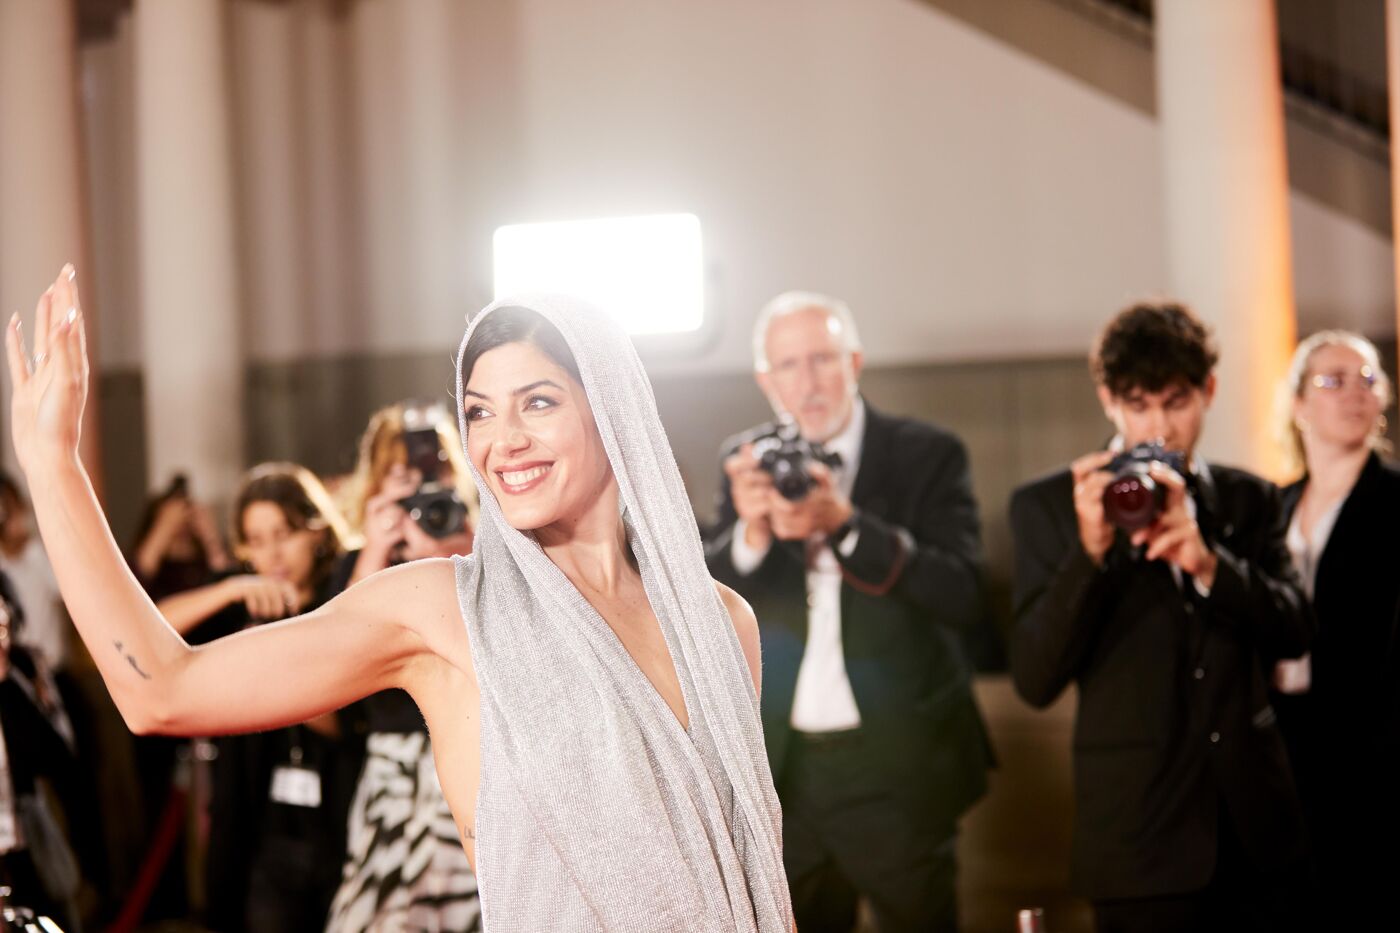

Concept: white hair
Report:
left=752, top=291, right=863, bottom=373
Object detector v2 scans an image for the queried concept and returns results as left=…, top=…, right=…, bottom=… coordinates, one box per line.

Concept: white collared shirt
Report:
left=1274, top=494, right=1344, bottom=696
left=732, top=399, right=865, bottom=731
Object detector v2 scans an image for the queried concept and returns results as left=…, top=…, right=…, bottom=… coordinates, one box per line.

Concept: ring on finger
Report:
left=31, top=351, right=46, bottom=368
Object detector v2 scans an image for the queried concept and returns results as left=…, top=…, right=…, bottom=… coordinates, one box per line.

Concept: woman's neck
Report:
left=535, top=484, right=635, bottom=597
left=1303, top=440, right=1370, bottom=506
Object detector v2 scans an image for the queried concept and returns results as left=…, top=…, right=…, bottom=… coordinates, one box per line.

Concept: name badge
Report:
left=269, top=766, right=322, bottom=808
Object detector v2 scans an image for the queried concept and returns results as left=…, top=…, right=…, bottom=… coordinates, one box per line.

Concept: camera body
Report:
left=1102, top=441, right=1188, bottom=531
left=752, top=423, right=841, bottom=501
left=397, top=403, right=469, bottom=539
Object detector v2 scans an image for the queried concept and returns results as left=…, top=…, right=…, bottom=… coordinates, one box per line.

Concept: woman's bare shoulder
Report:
left=338, top=557, right=467, bottom=643
left=713, top=581, right=761, bottom=694
left=713, top=581, right=756, bottom=630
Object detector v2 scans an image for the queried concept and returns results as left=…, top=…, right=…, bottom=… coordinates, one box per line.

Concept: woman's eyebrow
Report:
left=462, top=379, right=563, bottom=401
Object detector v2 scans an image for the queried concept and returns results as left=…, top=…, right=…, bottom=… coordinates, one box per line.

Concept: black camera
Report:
left=1102, top=440, right=1188, bottom=531
left=398, top=403, right=469, bottom=539
left=752, top=423, right=842, bottom=501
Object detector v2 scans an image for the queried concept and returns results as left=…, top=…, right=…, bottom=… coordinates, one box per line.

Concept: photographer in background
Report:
left=704, top=292, right=990, bottom=933
left=1008, top=302, right=1312, bottom=933
left=131, top=475, right=233, bottom=597
left=325, top=402, right=480, bottom=933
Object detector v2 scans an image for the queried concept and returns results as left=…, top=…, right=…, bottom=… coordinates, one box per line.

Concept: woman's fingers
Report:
left=6, top=314, right=29, bottom=390
left=66, top=304, right=85, bottom=390
left=50, top=289, right=76, bottom=382
left=32, top=286, right=52, bottom=366
left=72, top=300, right=88, bottom=383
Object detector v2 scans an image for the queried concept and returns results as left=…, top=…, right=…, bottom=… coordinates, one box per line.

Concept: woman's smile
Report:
left=495, top=461, right=555, bottom=494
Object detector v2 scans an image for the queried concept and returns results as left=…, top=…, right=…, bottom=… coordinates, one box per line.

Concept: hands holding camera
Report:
left=1072, top=449, right=1217, bottom=588
left=359, top=464, right=422, bottom=573
left=724, top=443, right=853, bottom=549
left=351, top=464, right=475, bottom=585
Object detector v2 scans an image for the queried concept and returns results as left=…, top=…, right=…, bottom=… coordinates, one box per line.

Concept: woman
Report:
left=324, top=403, right=479, bottom=933
left=1273, top=330, right=1400, bottom=922
left=131, top=474, right=232, bottom=599
left=155, top=463, right=364, bottom=933
left=5, top=267, right=792, bottom=932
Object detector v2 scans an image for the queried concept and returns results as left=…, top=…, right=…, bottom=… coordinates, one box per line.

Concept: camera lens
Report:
left=1103, top=472, right=1163, bottom=531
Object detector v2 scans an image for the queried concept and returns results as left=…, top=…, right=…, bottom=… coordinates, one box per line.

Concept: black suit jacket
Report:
left=704, top=403, right=992, bottom=832
left=1276, top=454, right=1400, bottom=839
left=1008, top=463, right=1312, bottom=900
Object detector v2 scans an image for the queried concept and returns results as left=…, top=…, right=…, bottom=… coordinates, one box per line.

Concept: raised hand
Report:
left=222, top=574, right=302, bottom=620
left=6, top=264, right=89, bottom=477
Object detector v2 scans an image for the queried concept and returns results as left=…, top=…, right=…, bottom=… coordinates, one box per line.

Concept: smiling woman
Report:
left=4, top=267, right=793, bottom=933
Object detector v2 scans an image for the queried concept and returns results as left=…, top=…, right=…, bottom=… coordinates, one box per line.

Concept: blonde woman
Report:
left=1274, top=330, right=1399, bottom=925
left=325, top=403, right=479, bottom=933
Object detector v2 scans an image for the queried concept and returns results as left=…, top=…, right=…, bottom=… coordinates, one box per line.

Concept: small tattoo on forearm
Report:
left=463, top=827, right=476, bottom=841
left=114, top=640, right=151, bottom=680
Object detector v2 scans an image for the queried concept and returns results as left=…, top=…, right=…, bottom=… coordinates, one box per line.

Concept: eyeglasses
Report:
left=1309, top=366, right=1379, bottom=393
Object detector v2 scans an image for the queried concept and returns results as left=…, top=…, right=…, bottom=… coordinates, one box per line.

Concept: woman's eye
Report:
left=525, top=395, right=557, bottom=412
left=465, top=406, right=491, bottom=421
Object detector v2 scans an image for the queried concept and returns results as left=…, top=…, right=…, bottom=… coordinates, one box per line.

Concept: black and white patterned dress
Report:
left=325, top=722, right=480, bottom=933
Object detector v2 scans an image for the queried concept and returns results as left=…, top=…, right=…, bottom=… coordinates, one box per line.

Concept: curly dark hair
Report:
left=1090, top=301, right=1219, bottom=396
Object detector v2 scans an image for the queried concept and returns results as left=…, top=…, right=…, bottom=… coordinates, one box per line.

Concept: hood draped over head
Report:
left=451, top=294, right=793, bottom=932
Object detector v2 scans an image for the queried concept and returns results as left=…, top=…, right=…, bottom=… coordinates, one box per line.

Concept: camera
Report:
left=752, top=423, right=842, bottom=501
left=1102, top=440, right=1188, bottom=531
left=398, top=402, right=469, bottom=539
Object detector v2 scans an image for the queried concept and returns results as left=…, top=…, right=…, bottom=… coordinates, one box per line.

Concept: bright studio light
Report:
left=493, top=213, right=704, bottom=336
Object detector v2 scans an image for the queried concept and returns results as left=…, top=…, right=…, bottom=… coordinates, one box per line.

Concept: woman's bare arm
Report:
left=5, top=267, right=449, bottom=737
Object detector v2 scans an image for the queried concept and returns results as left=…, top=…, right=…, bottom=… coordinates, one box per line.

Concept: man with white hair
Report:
left=704, top=291, right=992, bottom=933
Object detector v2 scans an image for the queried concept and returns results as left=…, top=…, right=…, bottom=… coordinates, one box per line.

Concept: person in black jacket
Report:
left=0, top=570, right=83, bottom=932
left=1272, top=330, right=1400, bottom=926
left=1008, top=302, right=1313, bottom=933
left=704, top=291, right=991, bottom=933
left=154, top=463, right=364, bottom=933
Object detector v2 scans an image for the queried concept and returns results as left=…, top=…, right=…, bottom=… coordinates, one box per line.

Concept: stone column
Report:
left=1156, top=0, right=1297, bottom=477
left=1387, top=0, right=1400, bottom=375
left=132, top=0, right=244, bottom=496
left=0, top=0, right=104, bottom=490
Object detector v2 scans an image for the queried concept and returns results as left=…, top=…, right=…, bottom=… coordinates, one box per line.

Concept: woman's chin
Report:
left=501, top=506, right=557, bottom=533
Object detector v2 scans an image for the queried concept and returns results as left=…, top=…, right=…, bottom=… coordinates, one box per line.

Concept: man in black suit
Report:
left=1008, top=302, right=1313, bottom=933
left=704, top=291, right=990, bottom=933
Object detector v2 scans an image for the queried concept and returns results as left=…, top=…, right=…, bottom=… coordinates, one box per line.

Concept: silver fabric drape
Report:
left=451, top=294, right=793, bottom=932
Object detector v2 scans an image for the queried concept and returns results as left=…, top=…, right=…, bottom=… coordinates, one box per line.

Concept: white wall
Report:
left=79, top=0, right=1395, bottom=374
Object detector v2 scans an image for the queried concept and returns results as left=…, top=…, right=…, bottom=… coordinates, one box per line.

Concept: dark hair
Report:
left=0, top=472, right=20, bottom=511
left=460, top=307, right=582, bottom=387
left=232, top=463, right=348, bottom=588
left=131, top=473, right=205, bottom=561
left=1090, top=301, right=1219, bottom=396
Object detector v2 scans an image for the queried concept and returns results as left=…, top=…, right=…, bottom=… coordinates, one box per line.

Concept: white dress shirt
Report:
left=1274, top=495, right=1345, bottom=695
left=732, top=400, right=866, bottom=732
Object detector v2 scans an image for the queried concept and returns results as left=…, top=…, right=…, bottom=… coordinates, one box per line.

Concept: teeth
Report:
left=501, top=465, right=550, bottom=486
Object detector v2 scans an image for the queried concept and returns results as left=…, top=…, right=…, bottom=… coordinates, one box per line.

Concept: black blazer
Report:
left=1279, top=453, right=1400, bottom=745
left=1276, top=454, right=1400, bottom=832
left=704, top=403, right=992, bottom=832
left=1008, top=462, right=1312, bottom=900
